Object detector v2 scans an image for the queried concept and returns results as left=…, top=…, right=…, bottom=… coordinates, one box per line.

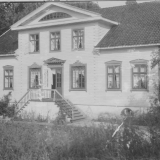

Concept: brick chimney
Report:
left=126, top=0, right=137, bottom=5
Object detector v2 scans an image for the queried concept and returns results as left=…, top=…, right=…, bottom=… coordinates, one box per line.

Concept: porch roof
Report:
left=44, top=57, right=66, bottom=64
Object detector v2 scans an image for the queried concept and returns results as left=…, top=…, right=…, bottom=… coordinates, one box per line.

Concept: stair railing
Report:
left=54, top=90, right=73, bottom=120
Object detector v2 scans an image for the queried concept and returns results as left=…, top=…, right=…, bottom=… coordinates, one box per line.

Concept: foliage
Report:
left=0, top=121, right=160, bottom=160
left=0, top=92, right=15, bottom=118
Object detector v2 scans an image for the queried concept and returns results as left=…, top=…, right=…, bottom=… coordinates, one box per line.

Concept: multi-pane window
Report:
left=4, top=67, right=13, bottom=90
left=29, top=68, right=41, bottom=89
left=71, top=66, right=86, bottom=90
left=107, top=65, right=121, bottom=89
left=50, top=32, right=60, bottom=51
left=30, top=34, right=39, bottom=52
left=72, top=29, right=84, bottom=50
left=132, top=64, right=147, bottom=89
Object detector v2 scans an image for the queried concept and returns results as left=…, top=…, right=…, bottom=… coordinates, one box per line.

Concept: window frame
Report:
left=130, top=59, right=148, bottom=91
left=28, top=63, right=42, bottom=89
left=3, top=65, right=14, bottom=90
left=72, top=28, right=85, bottom=51
left=49, top=31, right=61, bottom=52
left=29, top=33, right=40, bottom=54
left=105, top=61, right=122, bottom=91
left=70, top=61, right=87, bottom=91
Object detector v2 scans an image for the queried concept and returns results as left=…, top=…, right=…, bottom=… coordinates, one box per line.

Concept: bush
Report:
left=0, top=92, right=15, bottom=118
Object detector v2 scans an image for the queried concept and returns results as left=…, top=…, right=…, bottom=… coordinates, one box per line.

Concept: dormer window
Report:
left=72, top=29, right=84, bottom=50
left=40, top=12, right=71, bottom=21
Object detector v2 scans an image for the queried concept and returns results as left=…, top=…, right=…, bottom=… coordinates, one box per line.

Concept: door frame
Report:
left=48, top=64, right=64, bottom=96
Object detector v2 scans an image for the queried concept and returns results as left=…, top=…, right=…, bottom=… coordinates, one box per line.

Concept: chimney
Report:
left=126, top=0, right=137, bottom=5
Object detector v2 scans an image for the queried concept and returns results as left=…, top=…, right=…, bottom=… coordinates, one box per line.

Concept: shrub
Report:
left=0, top=92, right=15, bottom=118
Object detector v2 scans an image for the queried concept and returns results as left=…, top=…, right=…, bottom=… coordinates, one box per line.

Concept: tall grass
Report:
left=0, top=121, right=160, bottom=160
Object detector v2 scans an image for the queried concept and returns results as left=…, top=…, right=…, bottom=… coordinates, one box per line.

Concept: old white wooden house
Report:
left=0, top=2, right=159, bottom=121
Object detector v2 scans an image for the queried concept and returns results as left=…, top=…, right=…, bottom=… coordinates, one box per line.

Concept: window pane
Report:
left=30, top=41, right=35, bottom=52
left=51, top=39, right=55, bottom=50
left=115, top=74, right=120, bottom=88
left=30, top=35, right=35, bottom=40
left=108, top=66, right=113, bottom=73
left=72, top=66, right=85, bottom=89
left=56, top=32, right=60, bottom=38
left=115, top=66, right=120, bottom=73
left=108, top=75, right=113, bottom=88
left=78, top=36, right=83, bottom=49
left=36, top=41, right=39, bottom=52
left=133, top=74, right=139, bottom=89
left=140, top=65, right=147, bottom=73
left=133, top=66, right=139, bottom=72
left=30, top=69, right=41, bottom=88
left=5, top=77, right=9, bottom=88
left=36, top=35, right=39, bottom=40
left=9, top=70, right=13, bottom=76
left=73, top=30, right=78, bottom=36
left=139, top=74, right=147, bottom=89
left=51, top=33, right=55, bottom=39
left=5, top=70, right=9, bottom=76
left=73, top=37, right=78, bottom=49
left=10, top=77, right=13, bottom=88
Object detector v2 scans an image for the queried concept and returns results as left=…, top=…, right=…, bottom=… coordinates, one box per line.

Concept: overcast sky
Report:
left=97, top=1, right=154, bottom=8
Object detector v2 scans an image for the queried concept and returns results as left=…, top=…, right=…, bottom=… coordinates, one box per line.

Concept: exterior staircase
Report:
left=55, top=99, right=86, bottom=123
left=13, top=89, right=86, bottom=123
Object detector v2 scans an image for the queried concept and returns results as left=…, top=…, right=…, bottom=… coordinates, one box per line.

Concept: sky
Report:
left=97, top=1, right=154, bottom=8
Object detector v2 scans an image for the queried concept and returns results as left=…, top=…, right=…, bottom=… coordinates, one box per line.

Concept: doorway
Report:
left=51, top=68, right=63, bottom=98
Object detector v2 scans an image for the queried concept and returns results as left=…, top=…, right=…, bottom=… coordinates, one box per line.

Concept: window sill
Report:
left=3, top=88, right=13, bottom=90
left=49, top=50, right=61, bottom=53
left=106, top=89, right=122, bottom=92
left=72, top=48, right=85, bottom=51
left=69, top=89, right=86, bottom=92
left=130, top=89, right=149, bottom=92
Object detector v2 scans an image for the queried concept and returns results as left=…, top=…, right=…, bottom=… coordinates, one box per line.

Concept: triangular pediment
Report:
left=44, top=57, right=66, bottom=64
left=11, top=2, right=101, bottom=29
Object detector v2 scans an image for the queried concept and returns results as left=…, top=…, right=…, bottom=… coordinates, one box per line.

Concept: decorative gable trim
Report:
left=72, top=60, right=86, bottom=66
left=11, top=2, right=101, bottom=29
left=105, top=60, right=122, bottom=65
left=3, top=65, right=14, bottom=69
left=40, top=12, right=71, bottom=21
left=29, top=62, right=41, bottom=69
left=130, top=59, right=148, bottom=64
left=44, top=57, right=66, bottom=64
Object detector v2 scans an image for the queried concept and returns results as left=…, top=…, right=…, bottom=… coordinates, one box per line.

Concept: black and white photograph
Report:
left=0, top=0, right=160, bottom=159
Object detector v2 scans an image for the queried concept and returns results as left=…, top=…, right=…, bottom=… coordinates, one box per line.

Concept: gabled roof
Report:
left=96, top=2, right=160, bottom=49
left=0, top=29, right=18, bottom=55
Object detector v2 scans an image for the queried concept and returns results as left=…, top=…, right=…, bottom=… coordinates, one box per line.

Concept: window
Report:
left=29, top=63, right=41, bottom=89
left=132, top=64, right=148, bottom=90
left=106, top=61, right=122, bottom=91
left=40, top=12, right=71, bottom=21
left=70, top=61, right=86, bottom=91
left=50, top=32, right=60, bottom=51
left=3, top=66, right=14, bottom=90
left=30, top=34, right=39, bottom=53
left=72, top=29, right=84, bottom=50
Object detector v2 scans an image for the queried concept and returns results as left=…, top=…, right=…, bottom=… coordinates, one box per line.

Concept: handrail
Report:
left=16, top=90, right=30, bottom=104
left=54, top=90, right=73, bottom=119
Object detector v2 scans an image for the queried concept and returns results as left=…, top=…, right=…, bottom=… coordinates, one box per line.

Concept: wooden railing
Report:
left=14, top=89, right=73, bottom=119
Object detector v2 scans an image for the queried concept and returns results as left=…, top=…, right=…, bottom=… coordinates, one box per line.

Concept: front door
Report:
left=51, top=68, right=62, bottom=99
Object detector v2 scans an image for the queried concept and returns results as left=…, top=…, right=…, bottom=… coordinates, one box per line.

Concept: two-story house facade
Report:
left=0, top=2, right=160, bottom=119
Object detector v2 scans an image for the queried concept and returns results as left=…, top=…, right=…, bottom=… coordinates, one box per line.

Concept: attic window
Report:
left=40, top=12, right=71, bottom=21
